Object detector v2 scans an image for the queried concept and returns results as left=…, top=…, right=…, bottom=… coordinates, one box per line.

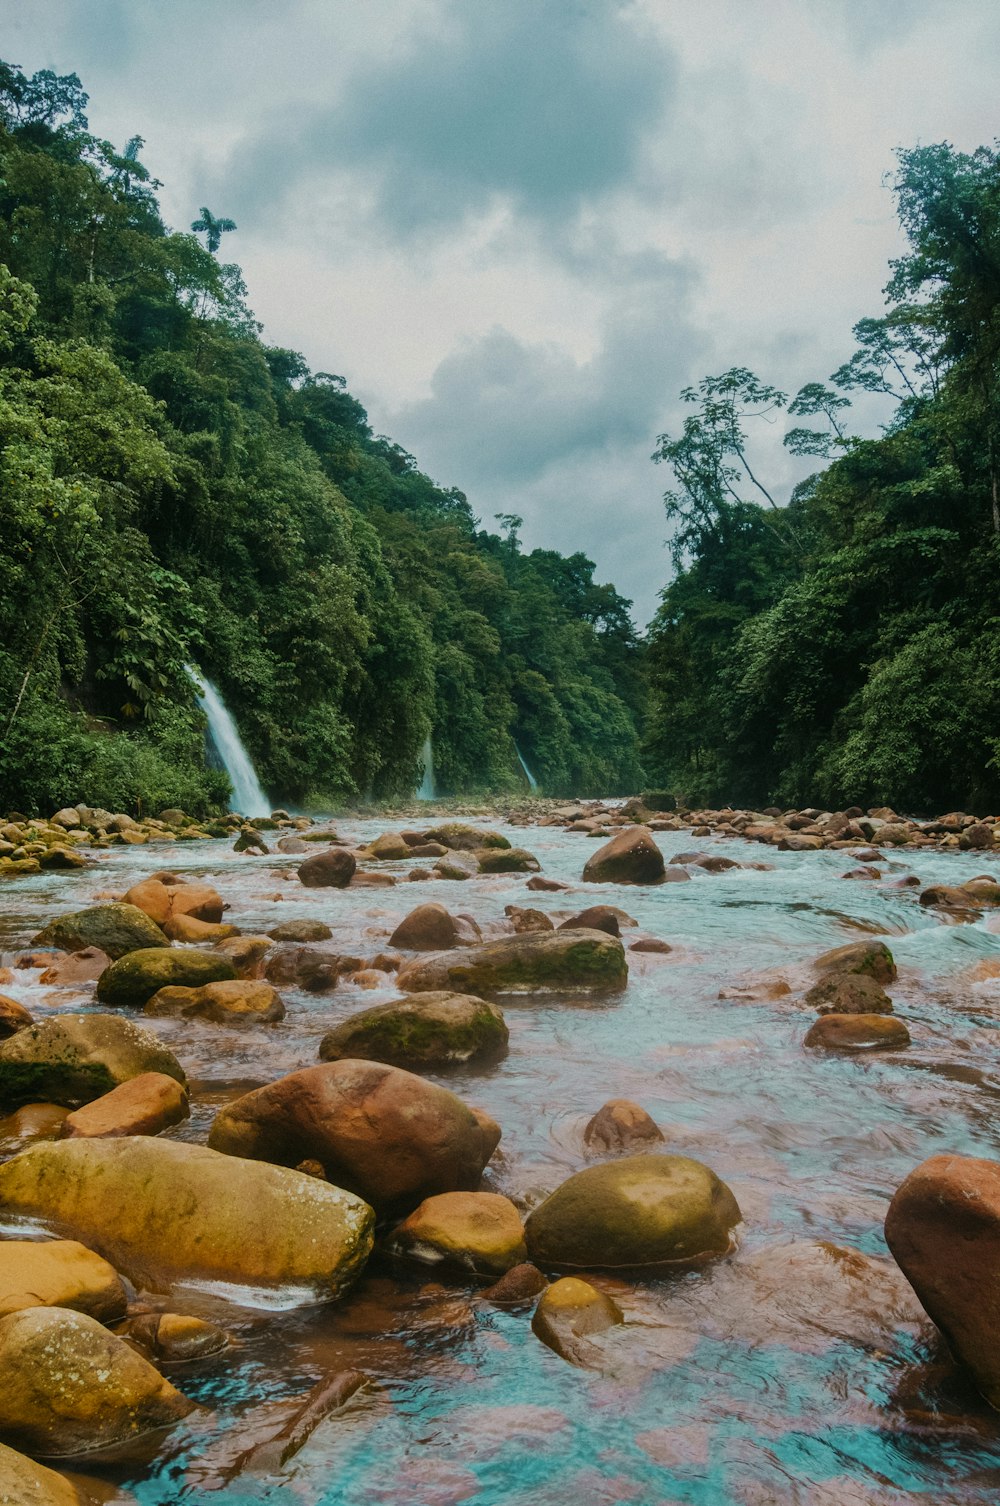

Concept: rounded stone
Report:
left=804, top=1014, right=911, bottom=1051
left=319, top=992, right=507, bottom=1068
left=0, top=1015, right=186, bottom=1110
left=396, top=929, right=628, bottom=995
left=0, top=1240, right=126, bottom=1322
left=583, top=1099, right=665, bottom=1153
left=531, top=1277, right=624, bottom=1366
left=387, top=1191, right=527, bottom=1276
left=525, top=1153, right=741, bottom=1271
left=96, top=947, right=236, bottom=1007
left=582, top=826, right=665, bottom=885
left=31, top=903, right=169, bottom=961
left=297, top=848, right=356, bottom=888
left=145, top=979, right=285, bottom=1025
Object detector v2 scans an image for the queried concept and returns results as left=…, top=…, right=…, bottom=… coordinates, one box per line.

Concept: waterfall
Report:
left=515, top=742, right=539, bottom=792
left=415, top=735, right=436, bottom=800
left=191, top=670, right=270, bottom=816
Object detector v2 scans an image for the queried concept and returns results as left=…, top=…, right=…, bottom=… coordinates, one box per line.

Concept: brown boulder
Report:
left=526, top=876, right=570, bottom=893
left=367, top=831, right=410, bottom=861
left=504, top=905, right=554, bottom=935
left=804, top=1014, right=911, bottom=1051
left=813, top=939, right=897, bottom=986
left=531, top=1277, right=624, bottom=1368
left=319, top=992, right=507, bottom=1068
left=396, top=929, right=628, bottom=995
left=297, top=849, right=356, bottom=888
left=389, top=902, right=482, bottom=951
left=387, top=1191, right=526, bottom=1276
left=60, top=1073, right=190, bottom=1138
left=583, top=1099, right=665, bottom=1153
left=0, top=1241, right=126, bottom=1321
left=629, top=937, right=672, bottom=954
left=162, top=914, right=238, bottom=944
left=145, top=979, right=285, bottom=1025
left=0, top=994, right=32, bottom=1040
left=215, top=934, right=272, bottom=978
left=208, top=1060, right=501, bottom=1214
left=264, top=944, right=337, bottom=992
left=123, top=875, right=224, bottom=926
left=37, top=948, right=111, bottom=986
left=267, top=919, right=333, bottom=943
left=885, top=1153, right=1000, bottom=1408
left=582, top=826, right=665, bottom=885
left=482, top=1262, right=548, bottom=1306
left=121, top=1311, right=229, bottom=1364
left=804, top=973, right=893, bottom=1015
left=558, top=905, right=628, bottom=937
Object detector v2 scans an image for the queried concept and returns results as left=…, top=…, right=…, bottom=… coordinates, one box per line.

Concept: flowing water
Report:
left=193, top=672, right=271, bottom=817
left=4, top=820, right=1000, bottom=1503
left=514, top=745, right=539, bottom=793
left=416, top=738, right=436, bottom=801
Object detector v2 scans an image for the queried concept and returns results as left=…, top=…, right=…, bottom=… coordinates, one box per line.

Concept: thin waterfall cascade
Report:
left=515, top=742, right=539, bottom=792
left=416, top=735, right=436, bottom=800
left=192, top=670, right=270, bottom=817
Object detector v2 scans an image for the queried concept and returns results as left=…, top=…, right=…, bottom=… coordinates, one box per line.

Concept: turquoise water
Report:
left=4, top=819, right=1000, bottom=1503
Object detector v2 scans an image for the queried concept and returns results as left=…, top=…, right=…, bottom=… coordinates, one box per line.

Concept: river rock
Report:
left=482, top=1262, right=548, bottom=1306
left=145, top=979, right=285, bottom=1024
left=123, top=876, right=224, bottom=927
left=215, top=934, right=272, bottom=978
left=208, top=1061, right=501, bottom=1214
left=0, top=994, right=32, bottom=1039
left=297, top=849, right=356, bottom=888
left=264, top=944, right=337, bottom=992
left=919, top=883, right=985, bottom=912
left=0, top=1305, right=192, bottom=1456
left=95, top=947, right=236, bottom=1006
left=531, top=1277, right=624, bottom=1367
left=162, top=914, right=238, bottom=944
left=804, top=973, right=893, bottom=1015
left=268, top=919, right=333, bottom=942
left=804, top=1014, right=911, bottom=1051
left=319, top=992, right=507, bottom=1068
left=367, top=831, right=410, bottom=861
left=0, top=1015, right=186, bottom=1109
left=396, top=929, right=628, bottom=995
left=59, top=1073, right=190, bottom=1138
left=122, top=1312, right=229, bottom=1364
left=583, top=1099, right=665, bottom=1153
left=526, top=876, right=570, bottom=893
left=558, top=905, right=629, bottom=936
left=813, top=939, right=897, bottom=985
left=0, top=1137, right=374, bottom=1298
left=0, top=1102, right=68, bottom=1154
left=0, top=1441, right=96, bottom=1504
left=885, top=1153, right=1000, bottom=1408
left=389, top=903, right=482, bottom=951
left=582, top=826, right=665, bottom=885
left=38, top=948, right=111, bottom=985
left=0, top=1241, right=126, bottom=1321
left=387, top=1192, right=527, bottom=1276
left=426, top=824, right=510, bottom=852
left=477, top=847, right=540, bottom=874
left=31, top=904, right=169, bottom=961
left=525, top=1154, right=741, bottom=1271
left=504, top=905, right=554, bottom=934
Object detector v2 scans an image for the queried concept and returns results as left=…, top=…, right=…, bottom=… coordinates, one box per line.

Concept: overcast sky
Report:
left=4, top=1, right=997, bottom=623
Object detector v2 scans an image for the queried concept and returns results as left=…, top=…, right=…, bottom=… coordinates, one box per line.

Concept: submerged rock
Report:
left=531, top=1277, right=624, bottom=1367
left=582, top=826, right=665, bottom=885
left=0, top=1137, right=374, bottom=1299
left=525, top=1154, right=741, bottom=1271
left=0, top=1305, right=192, bottom=1456
left=885, top=1152, right=1000, bottom=1409
left=0, top=1241, right=126, bottom=1322
left=96, top=947, right=236, bottom=1007
left=389, top=902, right=481, bottom=951
left=208, top=1060, right=500, bottom=1214
left=0, top=1015, right=186, bottom=1109
left=804, top=1014, right=911, bottom=1051
left=319, top=992, right=507, bottom=1068
left=59, top=1072, right=190, bottom=1138
left=31, top=903, right=169, bottom=961
left=396, top=928, right=628, bottom=995
left=145, top=979, right=285, bottom=1025
left=387, top=1192, right=527, bottom=1276
left=583, top=1099, right=665, bottom=1153
left=122, top=1312, right=229, bottom=1364
left=264, top=944, right=337, bottom=992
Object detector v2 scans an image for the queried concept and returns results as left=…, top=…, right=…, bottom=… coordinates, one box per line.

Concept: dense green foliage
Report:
left=0, top=60, right=643, bottom=815
left=645, top=141, right=1000, bottom=813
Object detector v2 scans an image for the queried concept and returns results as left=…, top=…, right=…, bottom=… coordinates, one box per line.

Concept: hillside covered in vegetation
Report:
left=0, top=59, right=643, bottom=816
left=644, top=140, right=1000, bottom=815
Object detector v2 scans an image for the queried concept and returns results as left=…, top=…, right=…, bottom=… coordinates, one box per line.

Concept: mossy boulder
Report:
left=813, top=939, right=897, bottom=986
left=396, top=929, right=627, bottom=995
left=425, top=824, right=510, bottom=851
left=31, top=903, right=168, bottom=961
left=0, top=1305, right=192, bottom=1457
left=804, top=973, right=893, bottom=1015
left=0, top=1240, right=126, bottom=1322
left=477, top=846, right=540, bottom=874
left=387, top=1191, right=526, bottom=1276
left=525, top=1153, right=741, bottom=1271
left=145, top=979, right=285, bottom=1025
left=0, top=1137, right=374, bottom=1300
left=0, top=1015, right=186, bottom=1109
left=319, top=992, right=507, bottom=1068
left=96, top=947, right=235, bottom=1007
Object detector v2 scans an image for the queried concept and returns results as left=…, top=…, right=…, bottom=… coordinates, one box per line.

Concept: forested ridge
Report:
left=644, top=140, right=1000, bottom=815
left=0, top=59, right=643, bottom=816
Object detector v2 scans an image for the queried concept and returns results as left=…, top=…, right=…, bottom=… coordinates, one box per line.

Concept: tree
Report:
left=191, top=206, right=237, bottom=255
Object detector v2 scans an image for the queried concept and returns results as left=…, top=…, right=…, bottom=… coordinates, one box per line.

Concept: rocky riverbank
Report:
left=1, top=803, right=1000, bottom=1502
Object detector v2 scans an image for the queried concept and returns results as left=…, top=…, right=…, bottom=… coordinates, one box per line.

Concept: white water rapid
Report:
left=192, top=670, right=270, bottom=816
left=415, top=735, right=436, bottom=800
left=515, top=742, right=539, bottom=792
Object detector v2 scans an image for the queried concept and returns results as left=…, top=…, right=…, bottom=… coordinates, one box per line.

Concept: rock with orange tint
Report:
left=582, top=826, right=665, bottom=885
left=208, top=1060, right=501, bottom=1214
left=526, top=875, right=570, bottom=893
left=805, top=972, right=892, bottom=1015
left=0, top=1240, right=126, bottom=1321
left=531, top=1277, right=623, bottom=1367
left=0, top=1441, right=98, bottom=1504
left=482, top=1262, right=548, bottom=1306
left=60, top=1073, right=190, bottom=1139
left=813, top=939, right=897, bottom=986
left=122, top=1311, right=229, bottom=1363
left=583, top=1099, right=665, bottom=1154
left=123, top=875, right=225, bottom=926
left=388, top=1191, right=526, bottom=1276
left=162, top=914, right=238, bottom=944
left=38, top=947, right=111, bottom=986
left=885, top=1153, right=1000, bottom=1408
left=264, top=943, right=337, bottom=992
left=504, top=906, right=554, bottom=935
left=145, top=979, right=285, bottom=1025
left=629, top=937, right=673, bottom=955
left=390, top=902, right=481, bottom=951
left=804, top=1014, right=910, bottom=1051
left=0, top=994, right=32, bottom=1040
left=215, top=934, right=272, bottom=979
left=0, top=1102, right=68, bottom=1154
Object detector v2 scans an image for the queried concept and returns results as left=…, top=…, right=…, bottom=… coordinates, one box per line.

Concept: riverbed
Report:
left=4, top=815, right=1000, bottom=1504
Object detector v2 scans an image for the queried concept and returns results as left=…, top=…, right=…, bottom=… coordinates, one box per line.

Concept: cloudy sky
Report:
left=4, top=1, right=997, bottom=622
